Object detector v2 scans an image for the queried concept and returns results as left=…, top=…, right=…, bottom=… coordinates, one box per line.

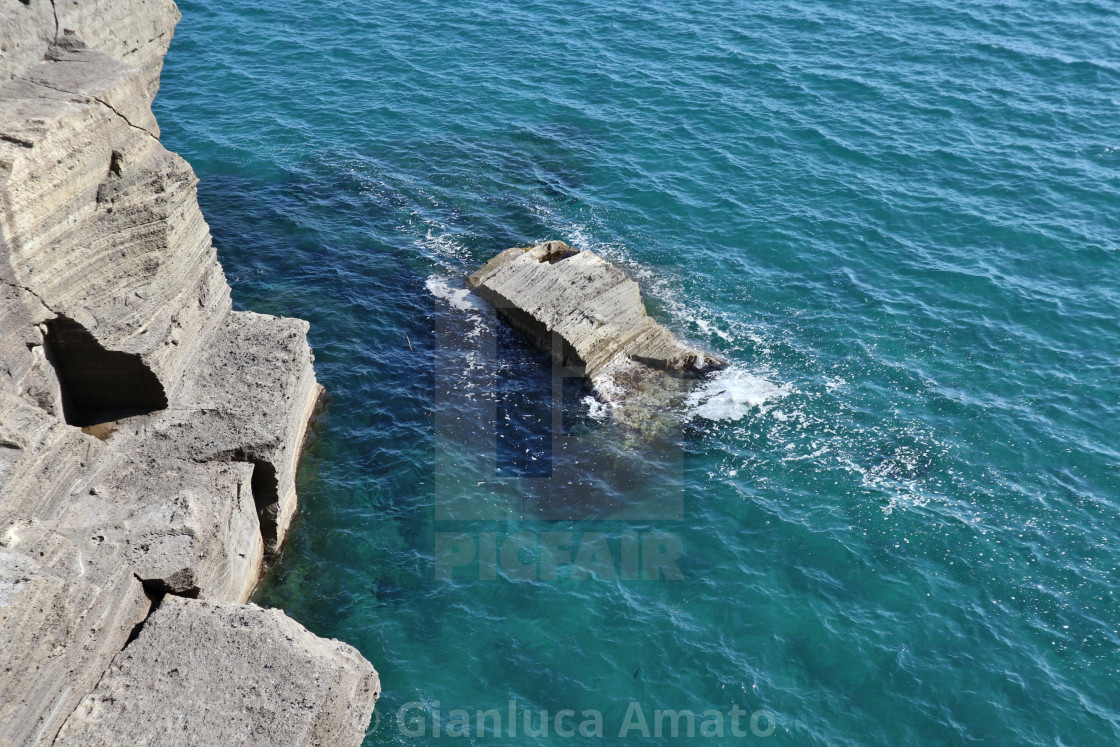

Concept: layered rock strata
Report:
left=55, top=597, right=380, bottom=747
left=0, top=1, right=378, bottom=744
left=469, top=240, right=724, bottom=430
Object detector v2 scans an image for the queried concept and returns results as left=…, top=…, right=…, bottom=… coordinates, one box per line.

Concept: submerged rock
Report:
left=469, top=241, right=724, bottom=431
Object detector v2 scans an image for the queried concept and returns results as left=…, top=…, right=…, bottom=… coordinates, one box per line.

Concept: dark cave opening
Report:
left=43, top=314, right=167, bottom=427
left=249, top=458, right=280, bottom=551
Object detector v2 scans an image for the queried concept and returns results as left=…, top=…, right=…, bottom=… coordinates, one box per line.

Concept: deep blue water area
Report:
left=155, top=0, right=1120, bottom=743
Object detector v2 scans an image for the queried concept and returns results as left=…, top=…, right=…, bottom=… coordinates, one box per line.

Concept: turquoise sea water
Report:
left=155, top=0, right=1120, bottom=743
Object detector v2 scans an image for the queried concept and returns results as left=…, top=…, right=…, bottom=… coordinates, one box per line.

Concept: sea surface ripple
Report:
left=155, top=0, right=1120, bottom=743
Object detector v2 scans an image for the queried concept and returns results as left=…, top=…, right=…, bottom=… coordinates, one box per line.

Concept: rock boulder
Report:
left=470, top=240, right=724, bottom=429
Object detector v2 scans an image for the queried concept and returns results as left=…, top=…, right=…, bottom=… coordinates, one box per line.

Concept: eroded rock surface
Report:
left=0, top=1, right=377, bottom=744
left=470, top=240, right=724, bottom=430
left=55, top=597, right=380, bottom=747
left=0, top=528, right=149, bottom=747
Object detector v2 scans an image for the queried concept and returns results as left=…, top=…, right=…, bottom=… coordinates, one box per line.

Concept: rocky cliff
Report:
left=0, top=1, right=379, bottom=744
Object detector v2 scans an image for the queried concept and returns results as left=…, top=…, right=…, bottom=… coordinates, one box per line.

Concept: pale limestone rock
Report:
left=0, top=0, right=55, bottom=84
left=0, top=345, right=263, bottom=604
left=0, top=527, right=150, bottom=747
left=107, top=311, right=324, bottom=554
left=0, top=0, right=378, bottom=742
left=0, top=281, right=63, bottom=418
left=470, top=240, right=724, bottom=428
left=54, top=0, right=180, bottom=100
left=0, top=48, right=232, bottom=401
left=55, top=596, right=381, bottom=747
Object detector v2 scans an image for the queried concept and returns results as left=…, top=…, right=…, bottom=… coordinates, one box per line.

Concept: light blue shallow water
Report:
left=155, top=0, right=1120, bottom=743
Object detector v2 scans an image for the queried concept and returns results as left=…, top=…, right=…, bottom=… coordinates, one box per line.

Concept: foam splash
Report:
left=425, top=275, right=486, bottom=313
left=583, top=395, right=611, bottom=420
left=685, top=367, right=792, bottom=422
left=426, top=275, right=493, bottom=388
left=418, top=226, right=475, bottom=265
left=694, top=317, right=735, bottom=344
left=583, top=355, right=635, bottom=421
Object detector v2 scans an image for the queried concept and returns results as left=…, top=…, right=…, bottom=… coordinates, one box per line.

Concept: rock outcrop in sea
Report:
left=0, top=1, right=378, bottom=744
left=470, top=240, right=724, bottom=432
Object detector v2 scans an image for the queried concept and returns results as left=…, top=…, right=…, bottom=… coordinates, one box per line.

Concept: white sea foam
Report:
left=419, top=226, right=474, bottom=264
left=425, top=275, right=486, bottom=313
left=685, top=367, right=792, bottom=422
left=426, top=275, right=493, bottom=391
left=583, top=355, right=636, bottom=420
left=525, top=210, right=959, bottom=519
left=694, top=317, right=735, bottom=343
left=583, top=395, right=611, bottom=420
